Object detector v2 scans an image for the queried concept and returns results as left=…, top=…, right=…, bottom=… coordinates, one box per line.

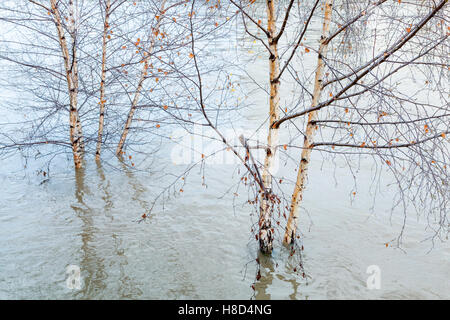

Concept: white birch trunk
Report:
left=95, top=0, right=111, bottom=161
left=116, top=0, right=166, bottom=156
left=259, top=0, right=281, bottom=254
left=283, top=0, right=334, bottom=245
left=50, top=0, right=84, bottom=169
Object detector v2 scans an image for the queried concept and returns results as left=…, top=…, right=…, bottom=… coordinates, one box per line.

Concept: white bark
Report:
left=95, top=0, right=111, bottom=161
left=283, top=0, right=334, bottom=245
left=116, top=0, right=166, bottom=156
left=50, top=0, right=84, bottom=168
left=259, top=0, right=281, bottom=254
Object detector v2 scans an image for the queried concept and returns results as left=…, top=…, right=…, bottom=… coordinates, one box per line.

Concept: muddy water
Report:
left=0, top=1, right=449, bottom=300
left=1, top=146, right=448, bottom=299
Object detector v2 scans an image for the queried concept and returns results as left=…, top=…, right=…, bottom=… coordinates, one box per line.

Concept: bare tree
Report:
left=1, top=0, right=448, bottom=262
left=0, top=0, right=190, bottom=167
left=277, top=0, right=449, bottom=245
left=0, top=0, right=98, bottom=167
left=115, top=0, right=168, bottom=156
left=95, top=0, right=112, bottom=161
left=182, top=0, right=449, bottom=253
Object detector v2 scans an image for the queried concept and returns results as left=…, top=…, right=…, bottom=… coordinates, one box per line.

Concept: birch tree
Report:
left=54, top=0, right=85, bottom=168
left=183, top=0, right=449, bottom=254
left=95, top=0, right=112, bottom=161
left=282, top=0, right=334, bottom=244
left=228, top=0, right=332, bottom=253
left=33, top=0, right=85, bottom=168
left=115, top=0, right=168, bottom=156
left=0, top=0, right=182, bottom=167
left=278, top=0, right=449, bottom=245
left=0, top=0, right=96, bottom=168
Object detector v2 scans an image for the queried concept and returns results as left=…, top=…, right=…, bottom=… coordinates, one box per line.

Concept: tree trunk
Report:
left=116, top=0, right=166, bottom=156
left=50, top=0, right=84, bottom=169
left=259, top=0, right=281, bottom=254
left=95, top=0, right=111, bottom=161
left=283, top=0, right=334, bottom=245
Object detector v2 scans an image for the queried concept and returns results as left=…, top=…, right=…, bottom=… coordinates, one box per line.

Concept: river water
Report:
left=0, top=1, right=449, bottom=299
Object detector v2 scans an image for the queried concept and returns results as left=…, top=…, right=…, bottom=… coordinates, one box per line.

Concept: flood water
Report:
left=0, top=1, right=449, bottom=299
left=1, top=144, right=448, bottom=299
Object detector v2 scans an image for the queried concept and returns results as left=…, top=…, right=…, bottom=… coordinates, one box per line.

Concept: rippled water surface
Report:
left=1, top=146, right=448, bottom=299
